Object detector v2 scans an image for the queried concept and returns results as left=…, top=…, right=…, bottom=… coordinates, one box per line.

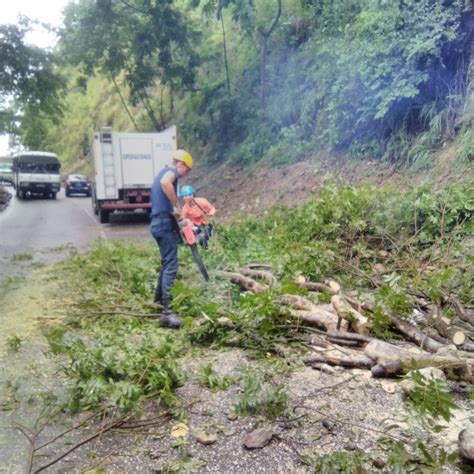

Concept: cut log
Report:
left=297, top=334, right=360, bottom=349
left=324, top=279, right=341, bottom=294
left=326, top=331, right=372, bottom=344
left=344, top=295, right=375, bottom=313
left=278, top=294, right=346, bottom=331
left=371, top=355, right=474, bottom=382
left=289, top=308, right=348, bottom=332
left=239, top=268, right=277, bottom=285
left=217, top=271, right=267, bottom=293
left=297, top=334, right=328, bottom=348
left=363, top=339, right=423, bottom=363
left=242, top=263, right=273, bottom=271
left=278, top=294, right=318, bottom=312
left=426, top=328, right=449, bottom=345
left=427, top=305, right=466, bottom=346
left=304, top=354, right=375, bottom=370
left=449, top=297, right=474, bottom=327
left=293, top=280, right=338, bottom=295
left=452, top=331, right=467, bottom=346
left=458, top=342, right=474, bottom=353
left=451, top=317, right=474, bottom=337
left=326, top=338, right=362, bottom=348
left=331, top=295, right=370, bottom=335
left=387, top=313, right=443, bottom=353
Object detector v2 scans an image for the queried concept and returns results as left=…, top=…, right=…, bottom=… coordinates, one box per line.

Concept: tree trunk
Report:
left=258, top=0, right=282, bottom=110
left=426, top=305, right=466, bottom=346
left=139, top=90, right=161, bottom=131
left=372, top=355, right=474, bottom=382
left=220, top=11, right=231, bottom=95
left=304, top=354, right=375, bottom=370
left=111, top=75, right=138, bottom=131
left=331, top=295, right=370, bottom=335
left=326, top=331, right=372, bottom=344
left=293, top=280, right=338, bottom=295
left=217, top=271, right=267, bottom=293
left=239, top=268, right=276, bottom=285
left=289, top=309, right=347, bottom=332
left=387, top=313, right=444, bottom=353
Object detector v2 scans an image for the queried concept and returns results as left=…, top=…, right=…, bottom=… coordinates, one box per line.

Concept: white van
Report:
left=12, top=151, right=61, bottom=199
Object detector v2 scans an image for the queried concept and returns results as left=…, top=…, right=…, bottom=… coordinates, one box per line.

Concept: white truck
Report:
left=12, top=151, right=61, bottom=199
left=90, top=126, right=177, bottom=223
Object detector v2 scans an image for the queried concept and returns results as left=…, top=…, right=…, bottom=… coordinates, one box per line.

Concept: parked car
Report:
left=65, top=174, right=91, bottom=197
left=0, top=162, right=13, bottom=184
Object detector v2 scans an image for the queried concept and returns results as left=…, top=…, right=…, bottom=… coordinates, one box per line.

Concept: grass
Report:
left=11, top=252, right=33, bottom=262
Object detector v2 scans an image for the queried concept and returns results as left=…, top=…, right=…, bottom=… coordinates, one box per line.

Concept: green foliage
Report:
left=10, top=0, right=472, bottom=169
left=0, top=19, right=65, bottom=141
left=63, top=240, right=158, bottom=306
left=11, top=252, right=33, bottom=262
left=60, top=332, right=184, bottom=413
left=234, top=372, right=288, bottom=419
left=405, top=366, right=457, bottom=425
left=376, top=281, right=412, bottom=317
left=382, top=438, right=458, bottom=474
left=301, top=450, right=366, bottom=473
left=50, top=183, right=471, bottom=418
left=60, top=0, right=198, bottom=130
left=198, top=363, right=235, bottom=392
left=367, top=306, right=396, bottom=341
left=6, top=335, right=22, bottom=352
left=380, top=365, right=459, bottom=472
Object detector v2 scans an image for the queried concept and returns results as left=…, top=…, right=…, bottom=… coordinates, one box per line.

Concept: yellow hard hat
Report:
left=173, top=149, right=193, bottom=169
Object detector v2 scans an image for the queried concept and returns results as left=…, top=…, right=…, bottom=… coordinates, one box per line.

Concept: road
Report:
left=0, top=185, right=152, bottom=279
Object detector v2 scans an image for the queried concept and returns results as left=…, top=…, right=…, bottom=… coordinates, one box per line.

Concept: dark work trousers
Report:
left=150, top=214, right=179, bottom=306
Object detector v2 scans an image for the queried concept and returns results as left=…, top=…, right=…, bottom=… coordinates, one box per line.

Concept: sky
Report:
left=0, top=0, right=71, bottom=155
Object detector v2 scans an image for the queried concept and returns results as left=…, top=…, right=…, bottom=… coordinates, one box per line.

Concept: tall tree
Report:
left=0, top=19, right=64, bottom=140
left=60, top=0, right=199, bottom=131
left=257, top=0, right=281, bottom=109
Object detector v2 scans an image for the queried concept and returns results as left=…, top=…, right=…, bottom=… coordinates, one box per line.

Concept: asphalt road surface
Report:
left=0, top=185, right=152, bottom=279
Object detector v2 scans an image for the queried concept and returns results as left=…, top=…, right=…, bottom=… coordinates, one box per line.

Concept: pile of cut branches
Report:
left=217, top=265, right=474, bottom=382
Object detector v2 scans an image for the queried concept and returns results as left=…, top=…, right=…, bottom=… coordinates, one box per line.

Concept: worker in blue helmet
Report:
left=179, top=185, right=216, bottom=247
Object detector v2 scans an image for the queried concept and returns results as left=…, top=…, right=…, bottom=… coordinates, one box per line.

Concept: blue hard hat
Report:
left=180, top=184, right=195, bottom=197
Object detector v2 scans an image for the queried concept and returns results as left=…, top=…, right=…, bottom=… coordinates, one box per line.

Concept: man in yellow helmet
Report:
left=150, top=149, right=193, bottom=328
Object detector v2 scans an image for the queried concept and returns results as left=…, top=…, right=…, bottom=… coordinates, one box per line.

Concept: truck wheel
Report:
left=99, top=209, right=110, bottom=223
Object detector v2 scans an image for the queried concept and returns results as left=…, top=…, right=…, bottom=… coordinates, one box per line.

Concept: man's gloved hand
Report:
left=172, top=205, right=182, bottom=218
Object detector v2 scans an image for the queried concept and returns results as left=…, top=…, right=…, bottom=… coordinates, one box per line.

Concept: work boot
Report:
left=159, top=308, right=182, bottom=329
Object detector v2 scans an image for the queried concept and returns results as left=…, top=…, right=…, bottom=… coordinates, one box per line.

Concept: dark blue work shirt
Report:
left=151, top=166, right=179, bottom=217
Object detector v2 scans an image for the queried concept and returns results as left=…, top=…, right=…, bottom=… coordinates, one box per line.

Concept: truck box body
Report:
left=91, top=126, right=177, bottom=223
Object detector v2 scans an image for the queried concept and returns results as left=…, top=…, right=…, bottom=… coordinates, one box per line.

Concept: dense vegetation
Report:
left=1, top=0, right=473, bottom=168
left=34, top=182, right=471, bottom=470
left=49, top=183, right=472, bottom=410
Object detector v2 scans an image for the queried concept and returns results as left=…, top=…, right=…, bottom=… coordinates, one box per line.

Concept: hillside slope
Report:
left=193, top=143, right=473, bottom=221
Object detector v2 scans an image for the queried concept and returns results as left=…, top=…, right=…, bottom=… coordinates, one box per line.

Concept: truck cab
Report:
left=12, top=152, right=61, bottom=199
